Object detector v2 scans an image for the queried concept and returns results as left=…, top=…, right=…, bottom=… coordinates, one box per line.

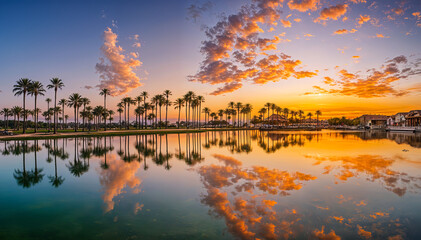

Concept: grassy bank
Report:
left=0, top=128, right=255, bottom=141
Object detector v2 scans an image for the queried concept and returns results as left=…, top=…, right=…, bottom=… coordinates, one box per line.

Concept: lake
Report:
left=1, top=130, right=420, bottom=239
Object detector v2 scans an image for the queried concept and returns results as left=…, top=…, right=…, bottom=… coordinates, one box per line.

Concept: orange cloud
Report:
left=306, top=55, right=421, bottom=98
left=288, top=0, right=320, bottom=12
left=294, top=18, right=301, bottom=22
left=356, top=14, right=371, bottom=26
left=95, top=27, right=143, bottom=96
left=313, top=226, right=341, bottom=240
left=333, top=28, right=357, bottom=35
left=357, top=225, right=372, bottom=239
left=281, top=19, right=292, bottom=27
left=392, top=8, right=404, bottom=16
left=314, top=4, right=348, bottom=23
left=189, top=0, right=316, bottom=94
left=375, top=33, right=390, bottom=38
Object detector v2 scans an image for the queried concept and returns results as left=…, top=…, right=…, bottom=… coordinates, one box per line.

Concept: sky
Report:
left=0, top=0, right=420, bottom=120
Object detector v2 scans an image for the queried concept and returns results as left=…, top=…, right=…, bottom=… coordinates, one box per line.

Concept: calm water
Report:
left=1, top=130, right=420, bottom=240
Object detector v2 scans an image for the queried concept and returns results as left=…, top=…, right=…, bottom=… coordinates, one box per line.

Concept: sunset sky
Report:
left=0, top=0, right=420, bottom=119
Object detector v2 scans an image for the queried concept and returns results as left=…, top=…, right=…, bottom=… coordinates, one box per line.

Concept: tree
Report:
left=197, top=95, right=204, bottom=128
left=47, top=78, right=64, bottom=134
left=117, top=104, right=123, bottom=130
left=315, top=110, right=322, bottom=127
left=163, top=90, right=172, bottom=128
left=141, top=91, right=148, bottom=129
left=99, top=89, right=110, bottom=131
left=1, top=108, right=11, bottom=130
left=108, top=110, right=114, bottom=126
left=134, top=107, right=143, bottom=130
left=12, top=106, right=23, bottom=130
left=46, top=98, right=52, bottom=131
left=67, top=93, right=82, bottom=132
left=80, top=97, right=90, bottom=131
left=58, top=99, right=67, bottom=129
left=298, top=110, right=304, bottom=124
left=235, top=102, right=242, bottom=127
left=259, top=108, right=267, bottom=122
left=27, top=81, right=45, bottom=133
left=174, top=98, right=184, bottom=128
left=203, top=107, right=210, bottom=126
left=13, top=78, right=32, bottom=133
left=307, top=112, right=313, bottom=124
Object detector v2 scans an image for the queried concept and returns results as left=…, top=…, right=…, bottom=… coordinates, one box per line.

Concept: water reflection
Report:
left=0, top=130, right=420, bottom=239
left=306, top=154, right=421, bottom=196
left=198, top=154, right=316, bottom=239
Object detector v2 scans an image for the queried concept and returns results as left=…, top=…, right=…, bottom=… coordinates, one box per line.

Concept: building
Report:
left=358, top=115, right=388, bottom=128
left=266, top=114, right=288, bottom=125
left=406, top=110, right=421, bottom=127
left=387, top=115, right=395, bottom=126
left=394, top=112, right=409, bottom=126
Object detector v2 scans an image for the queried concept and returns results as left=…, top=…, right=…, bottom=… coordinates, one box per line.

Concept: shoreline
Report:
left=0, top=128, right=256, bottom=141
left=2, top=127, right=403, bottom=141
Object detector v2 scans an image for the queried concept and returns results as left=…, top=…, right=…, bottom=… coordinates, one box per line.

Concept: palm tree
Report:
left=13, top=78, right=32, bottom=133
left=307, top=112, right=313, bottom=125
left=174, top=98, right=184, bottom=128
left=108, top=110, right=114, bottom=126
left=283, top=108, right=289, bottom=119
left=184, top=91, right=195, bottom=128
left=264, top=103, right=271, bottom=123
left=58, top=99, right=67, bottom=129
left=1, top=108, right=11, bottom=130
left=141, top=91, right=148, bottom=129
left=45, top=98, right=52, bottom=131
left=197, top=95, right=204, bottom=128
left=80, top=97, right=90, bottom=131
left=135, top=96, right=142, bottom=129
left=163, top=90, right=172, bottom=128
left=143, top=102, right=150, bottom=128
left=259, top=108, right=267, bottom=122
left=134, top=106, right=143, bottom=130
left=68, top=93, right=82, bottom=132
left=235, top=102, right=242, bottom=127
left=27, top=81, right=46, bottom=133
left=123, top=97, right=134, bottom=129
left=99, top=89, right=110, bottom=131
left=12, top=106, right=23, bottom=130
left=315, top=110, right=322, bottom=127
left=298, top=110, right=304, bottom=125
left=117, top=105, right=123, bottom=129
left=47, top=78, right=64, bottom=134
left=244, top=103, right=252, bottom=126
left=203, top=107, right=210, bottom=126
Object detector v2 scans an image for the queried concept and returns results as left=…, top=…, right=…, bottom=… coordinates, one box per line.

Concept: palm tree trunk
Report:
left=165, top=99, right=168, bottom=128
left=74, top=107, right=77, bottom=132
left=54, top=89, right=57, bottom=134
left=23, top=93, right=26, bottom=133
left=34, top=95, right=38, bottom=133
left=178, top=107, right=181, bottom=128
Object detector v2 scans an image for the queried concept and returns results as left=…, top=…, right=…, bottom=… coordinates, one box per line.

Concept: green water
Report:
left=0, top=130, right=420, bottom=239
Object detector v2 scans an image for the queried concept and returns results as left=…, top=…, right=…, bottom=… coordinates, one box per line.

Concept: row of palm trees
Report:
left=8, top=78, right=64, bottom=134
left=3, top=78, right=323, bottom=134
left=257, top=103, right=322, bottom=126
